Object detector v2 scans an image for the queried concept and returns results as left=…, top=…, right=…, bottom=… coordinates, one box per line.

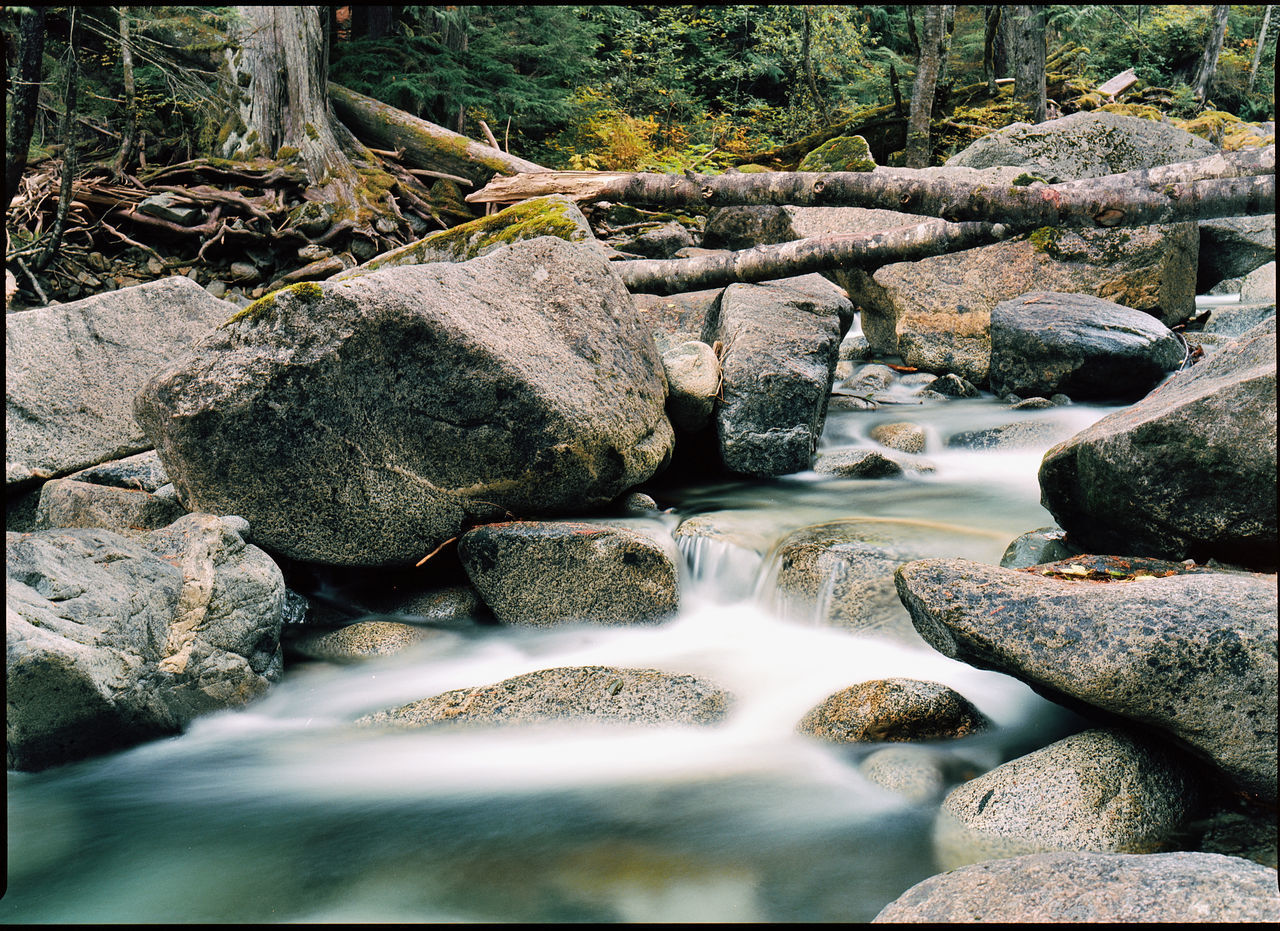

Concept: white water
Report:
left=4, top=366, right=1127, bottom=923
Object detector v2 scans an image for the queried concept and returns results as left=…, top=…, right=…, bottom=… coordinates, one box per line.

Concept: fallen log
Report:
left=617, top=219, right=1006, bottom=294
left=328, top=83, right=548, bottom=186
left=466, top=147, right=1274, bottom=232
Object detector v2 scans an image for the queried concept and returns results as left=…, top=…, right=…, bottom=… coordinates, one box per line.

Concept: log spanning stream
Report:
left=6, top=313, right=1160, bottom=922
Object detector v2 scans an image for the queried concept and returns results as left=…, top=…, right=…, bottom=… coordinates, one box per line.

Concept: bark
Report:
left=802, top=7, right=831, bottom=125
left=1005, top=5, right=1047, bottom=123
left=112, top=7, right=139, bottom=176
left=983, top=6, right=1002, bottom=96
left=467, top=146, right=1275, bottom=231
left=33, top=11, right=79, bottom=272
left=617, top=220, right=1003, bottom=295
left=904, top=5, right=955, bottom=169
left=329, top=84, right=548, bottom=185
left=1193, top=5, right=1231, bottom=103
left=1248, top=5, right=1273, bottom=94
left=5, top=6, right=45, bottom=214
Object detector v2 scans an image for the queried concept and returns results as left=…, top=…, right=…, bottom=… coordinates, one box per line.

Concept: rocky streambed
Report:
left=6, top=113, right=1278, bottom=923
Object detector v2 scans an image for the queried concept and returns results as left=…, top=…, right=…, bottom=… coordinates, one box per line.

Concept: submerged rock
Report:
left=6, top=513, right=285, bottom=771
left=798, top=678, right=990, bottom=744
left=135, top=238, right=674, bottom=567
left=872, top=851, right=1280, bottom=923
left=458, top=519, right=680, bottom=627
left=356, top=665, right=731, bottom=729
left=894, top=556, right=1278, bottom=803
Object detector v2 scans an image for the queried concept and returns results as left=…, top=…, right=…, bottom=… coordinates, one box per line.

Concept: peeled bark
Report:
left=328, top=84, right=548, bottom=185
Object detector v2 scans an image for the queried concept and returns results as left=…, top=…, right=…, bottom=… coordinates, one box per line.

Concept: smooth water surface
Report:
left=4, top=374, right=1126, bottom=923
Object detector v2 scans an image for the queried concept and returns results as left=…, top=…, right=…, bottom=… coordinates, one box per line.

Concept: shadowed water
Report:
left=5, top=358, right=1137, bottom=922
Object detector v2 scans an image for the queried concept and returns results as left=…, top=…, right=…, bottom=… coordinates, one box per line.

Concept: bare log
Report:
left=617, top=219, right=1006, bottom=295
left=328, top=84, right=548, bottom=185
left=468, top=147, right=1274, bottom=232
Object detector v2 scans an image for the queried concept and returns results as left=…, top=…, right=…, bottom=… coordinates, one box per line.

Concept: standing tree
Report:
left=1248, top=4, right=1273, bottom=94
left=1004, top=5, right=1046, bottom=123
left=1192, top=4, right=1232, bottom=104
left=903, top=5, right=955, bottom=168
left=5, top=5, right=46, bottom=215
left=112, top=6, right=139, bottom=176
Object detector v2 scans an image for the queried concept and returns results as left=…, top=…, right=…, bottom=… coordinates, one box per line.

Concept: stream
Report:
left=5, top=317, right=1150, bottom=922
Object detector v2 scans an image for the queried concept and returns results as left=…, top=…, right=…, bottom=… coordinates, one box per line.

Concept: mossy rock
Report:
left=223, top=280, right=325, bottom=327
left=735, top=164, right=773, bottom=173
left=799, top=135, right=876, bottom=173
left=1098, top=103, right=1167, bottom=123
left=339, top=194, right=599, bottom=277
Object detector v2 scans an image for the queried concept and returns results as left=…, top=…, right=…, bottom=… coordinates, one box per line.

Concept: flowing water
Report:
left=5, top=329, right=1147, bottom=922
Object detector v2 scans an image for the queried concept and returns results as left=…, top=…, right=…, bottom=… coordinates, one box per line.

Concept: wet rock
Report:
left=661, top=340, right=720, bottom=431
left=631, top=288, right=724, bottom=347
left=922, top=373, right=979, bottom=397
left=813, top=447, right=936, bottom=478
left=999, top=526, right=1080, bottom=568
left=135, top=238, right=674, bottom=567
left=370, top=584, right=488, bottom=627
left=6, top=277, right=235, bottom=489
left=858, top=745, right=953, bottom=804
left=704, top=277, right=845, bottom=476
left=1239, top=259, right=1275, bottom=303
left=894, top=556, right=1279, bottom=803
left=798, top=678, right=990, bottom=744
left=458, top=519, right=680, bottom=627
left=946, top=420, right=1066, bottom=450
left=989, top=291, right=1185, bottom=401
left=934, top=728, right=1197, bottom=869
left=1009, top=396, right=1055, bottom=409
left=32, top=478, right=187, bottom=535
left=1038, top=317, right=1276, bottom=570
left=869, top=422, right=926, bottom=454
left=356, top=665, right=731, bottom=729
left=287, top=620, right=449, bottom=663
left=872, top=851, right=1280, bottom=923
left=6, top=513, right=285, bottom=771
left=1197, top=215, right=1275, bottom=292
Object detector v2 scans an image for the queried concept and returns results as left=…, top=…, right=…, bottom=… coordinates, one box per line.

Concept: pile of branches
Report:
left=5, top=150, right=479, bottom=309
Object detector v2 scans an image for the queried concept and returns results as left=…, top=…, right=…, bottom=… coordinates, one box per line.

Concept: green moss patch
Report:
left=798, top=135, right=876, bottom=172
left=224, top=280, right=326, bottom=326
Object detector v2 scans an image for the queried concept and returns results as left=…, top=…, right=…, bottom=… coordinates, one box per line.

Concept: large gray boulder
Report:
left=1039, top=318, right=1276, bottom=570
left=458, top=519, right=680, bottom=627
left=356, top=665, right=731, bottom=729
left=894, top=556, right=1278, bottom=803
left=6, top=513, right=285, bottom=771
left=1197, top=215, right=1275, bottom=292
left=845, top=223, right=1199, bottom=384
left=934, top=728, right=1197, bottom=869
left=134, top=237, right=675, bottom=567
left=988, top=291, right=1185, bottom=401
left=703, top=276, right=846, bottom=475
left=1240, top=259, right=1275, bottom=303
left=6, top=277, right=236, bottom=489
left=872, top=851, right=1280, bottom=923
left=944, top=111, right=1218, bottom=181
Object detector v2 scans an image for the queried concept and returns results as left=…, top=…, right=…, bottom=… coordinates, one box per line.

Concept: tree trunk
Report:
left=5, top=5, right=45, bottom=215
left=1005, top=5, right=1047, bottom=123
left=1248, top=5, right=1272, bottom=94
left=34, top=10, right=79, bottom=272
left=1193, top=5, right=1231, bottom=104
left=904, top=5, right=955, bottom=169
left=112, top=6, right=139, bottom=176
left=802, top=7, right=831, bottom=125
left=467, top=146, right=1274, bottom=229
left=983, top=5, right=1003, bottom=96
left=329, top=84, right=548, bottom=185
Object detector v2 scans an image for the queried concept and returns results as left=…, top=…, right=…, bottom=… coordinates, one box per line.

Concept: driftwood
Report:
left=328, top=84, right=548, bottom=185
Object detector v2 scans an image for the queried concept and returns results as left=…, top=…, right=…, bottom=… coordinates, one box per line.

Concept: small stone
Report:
left=869, top=422, right=927, bottom=454
left=925, top=373, right=980, bottom=398
left=798, top=677, right=991, bottom=744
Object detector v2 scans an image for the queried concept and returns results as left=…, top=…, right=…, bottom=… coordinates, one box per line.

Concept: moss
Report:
left=275, top=145, right=300, bottom=161
left=798, top=135, right=876, bottom=172
left=224, top=280, right=325, bottom=326
left=736, top=164, right=772, bottom=173
left=1012, top=172, right=1049, bottom=187
left=304, top=122, right=321, bottom=141
left=1029, top=226, right=1064, bottom=257
left=1098, top=102, right=1166, bottom=122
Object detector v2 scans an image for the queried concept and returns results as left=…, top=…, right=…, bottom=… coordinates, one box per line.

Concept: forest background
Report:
left=3, top=5, right=1276, bottom=307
